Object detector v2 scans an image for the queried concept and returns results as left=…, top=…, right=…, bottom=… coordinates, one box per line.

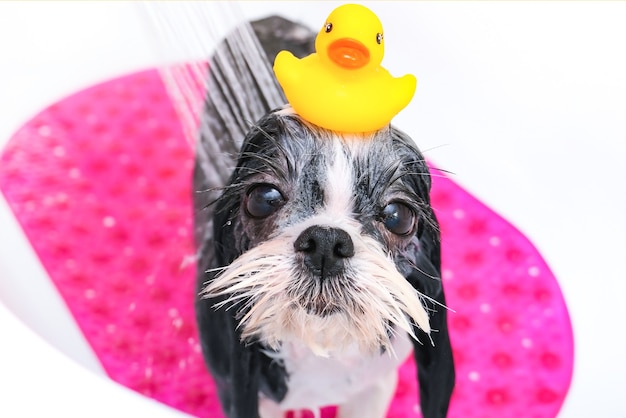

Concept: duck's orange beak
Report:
left=328, top=38, right=370, bottom=69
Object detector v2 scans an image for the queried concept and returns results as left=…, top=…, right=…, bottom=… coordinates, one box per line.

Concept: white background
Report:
left=1, top=2, right=625, bottom=417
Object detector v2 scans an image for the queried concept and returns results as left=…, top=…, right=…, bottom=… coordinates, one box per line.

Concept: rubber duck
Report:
left=273, top=3, right=417, bottom=134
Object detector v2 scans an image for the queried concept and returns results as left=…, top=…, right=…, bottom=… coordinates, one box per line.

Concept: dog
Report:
left=195, top=108, right=455, bottom=417
left=192, top=15, right=454, bottom=418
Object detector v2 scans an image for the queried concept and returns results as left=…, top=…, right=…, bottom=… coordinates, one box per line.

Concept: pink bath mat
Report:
left=0, top=67, right=573, bottom=417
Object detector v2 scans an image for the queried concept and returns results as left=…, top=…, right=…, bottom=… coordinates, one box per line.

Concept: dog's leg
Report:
left=336, top=370, right=398, bottom=418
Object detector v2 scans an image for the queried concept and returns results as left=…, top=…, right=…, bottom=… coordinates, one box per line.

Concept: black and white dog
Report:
left=193, top=16, right=454, bottom=418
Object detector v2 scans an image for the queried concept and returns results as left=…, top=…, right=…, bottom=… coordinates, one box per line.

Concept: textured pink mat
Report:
left=0, top=68, right=573, bottom=418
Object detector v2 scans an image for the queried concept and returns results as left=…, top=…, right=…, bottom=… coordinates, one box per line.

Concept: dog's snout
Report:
left=294, top=226, right=354, bottom=278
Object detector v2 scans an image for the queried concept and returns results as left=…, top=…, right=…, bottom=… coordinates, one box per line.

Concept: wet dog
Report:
left=192, top=15, right=454, bottom=418
left=195, top=107, right=454, bottom=417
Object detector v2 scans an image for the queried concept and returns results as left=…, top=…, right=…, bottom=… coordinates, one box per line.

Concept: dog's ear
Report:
left=387, top=128, right=455, bottom=417
left=197, top=113, right=294, bottom=416
left=407, top=206, right=456, bottom=418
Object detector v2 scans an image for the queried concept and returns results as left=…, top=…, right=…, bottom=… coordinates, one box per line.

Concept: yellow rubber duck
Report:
left=273, top=3, right=417, bottom=134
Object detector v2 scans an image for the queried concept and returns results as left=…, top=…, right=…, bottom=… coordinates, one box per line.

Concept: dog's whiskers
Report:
left=404, top=258, right=442, bottom=282
left=201, top=228, right=432, bottom=356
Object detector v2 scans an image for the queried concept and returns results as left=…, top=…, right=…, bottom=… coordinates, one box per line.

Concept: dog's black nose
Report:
left=294, top=226, right=355, bottom=278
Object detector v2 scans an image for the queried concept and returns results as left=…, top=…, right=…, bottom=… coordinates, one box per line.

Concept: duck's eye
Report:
left=381, top=202, right=416, bottom=236
left=325, top=22, right=333, bottom=33
left=376, top=33, right=383, bottom=45
left=245, top=184, right=286, bottom=219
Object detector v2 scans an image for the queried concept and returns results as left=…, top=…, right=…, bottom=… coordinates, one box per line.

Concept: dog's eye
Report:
left=245, top=185, right=285, bottom=219
left=381, top=202, right=416, bottom=236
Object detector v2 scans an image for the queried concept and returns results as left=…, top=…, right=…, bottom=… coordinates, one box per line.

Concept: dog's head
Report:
left=201, top=107, right=440, bottom=356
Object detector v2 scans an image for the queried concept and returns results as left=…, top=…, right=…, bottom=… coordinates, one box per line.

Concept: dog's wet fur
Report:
left=193, top=16, right=454, bottom=418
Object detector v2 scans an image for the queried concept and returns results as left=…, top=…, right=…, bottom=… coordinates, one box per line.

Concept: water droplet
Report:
left=53, top=146, right=65, bottom=157
left=521, top=338, right=533, bottom=348
left=38, top=125, right=52, bottom=137
left=103, top=216, right=116, bottom=227
left=528, top=266, right=540, bottom=277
